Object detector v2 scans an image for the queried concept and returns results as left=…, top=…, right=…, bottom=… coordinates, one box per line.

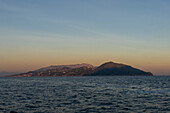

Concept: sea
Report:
left=0, top=76, right=170, bottom=113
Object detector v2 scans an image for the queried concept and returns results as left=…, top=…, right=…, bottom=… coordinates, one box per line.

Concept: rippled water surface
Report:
left=0, top=76, right=170, bottom=113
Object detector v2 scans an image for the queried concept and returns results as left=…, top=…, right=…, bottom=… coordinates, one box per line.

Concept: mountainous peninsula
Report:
left=84, top=62, right=153, bottom=76
left=8, top=62, right=153, bottom=77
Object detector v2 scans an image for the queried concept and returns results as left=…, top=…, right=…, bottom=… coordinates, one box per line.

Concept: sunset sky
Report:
left=0, top=0, right=170, bottom=75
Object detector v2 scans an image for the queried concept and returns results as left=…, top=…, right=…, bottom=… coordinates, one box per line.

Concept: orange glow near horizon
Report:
left=1, top=0, right=170, bottom=76
left=1, top=49, right=170, bottom=75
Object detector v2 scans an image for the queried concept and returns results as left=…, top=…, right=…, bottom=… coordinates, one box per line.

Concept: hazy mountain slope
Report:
left=35, top=63, right=94, bottom=72
left=8, top=64, right=95, bottom=77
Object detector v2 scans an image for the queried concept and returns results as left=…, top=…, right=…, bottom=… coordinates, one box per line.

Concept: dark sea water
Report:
left=0, top=76, right=170, bottom=113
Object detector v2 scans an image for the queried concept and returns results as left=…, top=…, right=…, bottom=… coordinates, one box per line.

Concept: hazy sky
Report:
left=0, top=0, right=170, bottom=75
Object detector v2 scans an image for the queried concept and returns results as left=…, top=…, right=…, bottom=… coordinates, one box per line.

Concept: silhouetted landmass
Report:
left=84, top=62, right=153, bottom=76
left=8, top=62, right=153, bottom=77
left=0, top=72, right=20, bottom=77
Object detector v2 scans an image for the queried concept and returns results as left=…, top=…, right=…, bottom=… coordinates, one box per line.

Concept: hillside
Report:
left=85, top=62, right=153, bottom=76
left=8, top=62, right=153, bottom=77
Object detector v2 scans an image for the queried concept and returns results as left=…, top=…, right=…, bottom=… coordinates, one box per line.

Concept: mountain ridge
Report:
left=85, top=61, right=152, bottom=76
left=35, top=63, right=94, bottom=72
left=7, top=61, right=153, bottom=77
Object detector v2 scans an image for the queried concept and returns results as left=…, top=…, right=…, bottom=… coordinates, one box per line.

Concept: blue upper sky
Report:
left=0, top=0, right=170, bottom=75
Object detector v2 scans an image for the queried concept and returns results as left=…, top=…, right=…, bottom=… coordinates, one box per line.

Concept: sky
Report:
left=0, top=0, right=170, bottom=75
